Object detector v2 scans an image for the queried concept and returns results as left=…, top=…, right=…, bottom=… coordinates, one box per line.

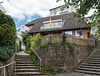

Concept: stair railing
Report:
left=31, top=47, right=42, bottom=70
left=0, top=61, right=16, bottom=76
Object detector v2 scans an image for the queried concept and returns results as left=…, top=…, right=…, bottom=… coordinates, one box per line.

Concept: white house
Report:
left=16, top=24, right=29, bottom=50
left=49, top=4, right=76, bottom=16
left=0, top=2, right=5, bottom=13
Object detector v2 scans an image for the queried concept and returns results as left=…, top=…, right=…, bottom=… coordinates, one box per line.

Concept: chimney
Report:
left=84, top=18, right=87, bottom=23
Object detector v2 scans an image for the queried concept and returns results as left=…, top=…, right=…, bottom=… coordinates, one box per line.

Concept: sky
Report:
left=1, top=0, right=94, bottom=29
left=1, top=0, right=65, bottom=29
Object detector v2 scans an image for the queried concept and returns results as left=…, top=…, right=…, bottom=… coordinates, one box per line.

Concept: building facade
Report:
left=49, top=4, right=76, bottom=16
left=16, top=24, right=29, bottom=49
left=26, top=13, right=90, bottom=39
left=0, top=2, right=5, bottom=13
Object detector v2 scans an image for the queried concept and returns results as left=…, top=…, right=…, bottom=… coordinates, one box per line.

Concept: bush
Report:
left=0, top=11, right=15, bottom=27
left=30, top=33, right=41, bottom=48
left=0, top=46, right=14, bottom=60
left=21, top=49, right=24, bottom=51
left=21, top=31, right=31, bottom=45
left=25, top=42, right=31, bottom=51
left=0, top=24, right=16, bottom=46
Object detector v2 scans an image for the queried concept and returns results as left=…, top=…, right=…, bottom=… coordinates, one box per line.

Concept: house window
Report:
left=22, top=26, right=24, bottom=28
left=65, top=31, right=72, bottom=35
left=54, top=11, right=56, bottom=15
left=41, top=19, right=64, bottom=30
left=75, top=30, right=84, bottom=38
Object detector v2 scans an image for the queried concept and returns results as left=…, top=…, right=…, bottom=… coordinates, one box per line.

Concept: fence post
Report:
left=4, top=67, right=5, bottom=76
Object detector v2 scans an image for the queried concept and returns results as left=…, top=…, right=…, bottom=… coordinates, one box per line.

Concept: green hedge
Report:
left=0, top=46, right=14, bottom=60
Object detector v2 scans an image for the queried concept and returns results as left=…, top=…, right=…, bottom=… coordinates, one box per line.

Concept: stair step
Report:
left=15, top=72, right=41, bottom=75
left=15, top=58, right=31, bottom=61
left=16, top=66, right=36, bottom=69
left=16, top=64, right=34, bottom=66
left=80, top=65, right=100, bottom=69
left=14, top=54, right=42, bottom=75
left=75, top=70, right=100, bottom=75
left=91, top=58, right=100, bottom=60
left=78, top=67, right=100, bottom=72
left=86, top=59, right=100, bottom=62
left=84, top=61, right=100, bottom=64
left=15, top=69, right=39, bottom=72
left=82, top=63, right=100, bottom=66
left=16, top=55, right=29, bottom=57
left=16, top=61, right=33, bottom=64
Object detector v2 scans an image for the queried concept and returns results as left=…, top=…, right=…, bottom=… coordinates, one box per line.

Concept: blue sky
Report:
left=14, top=14, right=41, bottom=29
left=1, top=0, right=64, bottom=29
left=1, top=0, right=94, bottom=29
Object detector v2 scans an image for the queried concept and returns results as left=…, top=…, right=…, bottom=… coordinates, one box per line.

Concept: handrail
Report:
left=31, top=47, right=42, bottom=70
left=0, top=61, right=15, bottom=68
left=0, top=61, right=16, bottom=76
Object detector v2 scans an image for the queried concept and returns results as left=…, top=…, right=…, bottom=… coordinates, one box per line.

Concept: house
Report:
left=26, top=13, right=90, bottom=39
left=49, top=4, right=76, bottom=16
left=0, top=2, right=5, bottom=13
left=16, top=24, right=29, bottom=49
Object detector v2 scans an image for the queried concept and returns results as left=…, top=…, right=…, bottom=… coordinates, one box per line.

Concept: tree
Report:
left=0, top=24, right=16, bottom=46
left=57, top=0, right=100, bottom=37
left=0, top=11, right=16, bottom=28
left=21, top=31, right=31, bottom=45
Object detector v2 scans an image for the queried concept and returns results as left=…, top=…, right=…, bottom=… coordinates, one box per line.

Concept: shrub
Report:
left=56, top=67, right=62, bottom=73
left=21, top=31, right=31, bottom=45
left=0, top=24, right=16, bottom=46
left=0, top=46, right=14, bottom=60
left=30, top=33, right=41, bottom=48
left=0, top=11, right=16, bottom=27
left=25, top=42, right=31, bottom=51
left=21, top=49, right=24, bottom=51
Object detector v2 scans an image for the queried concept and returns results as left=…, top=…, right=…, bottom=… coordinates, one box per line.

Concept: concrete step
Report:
left=14, top=72, right=42, bottom=75
left=75, top=70, right=100, bottom=75
left=16, top=61, right=34, bottom=64
left=78, top=67, right=100, bottom=72
left=16, top=66, right=36, bottom=69
left=16, top=64, right=35, bottom=66
left=90, top=58, right=100, bottom=60
left=92, top=56, right=100, bottom=58
left=82, top=63, right=100, bottom=66
left=14, top=69, right=39, bottom=72
left=80, top=65, right=100, bottom=69
left=15, top=58, right=31, bottom=61
left=15, top=57, right=30, bottom=59
left=15, top=60, right=32, bottom=62
left=84, top=61, right=100, bottom=64
left=16, top=55, right=29, bottom=57
left=86, top=59, right=100, bottom=62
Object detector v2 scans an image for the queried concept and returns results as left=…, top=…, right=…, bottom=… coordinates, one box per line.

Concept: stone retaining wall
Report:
left=35, top=46, right=94, bottom=72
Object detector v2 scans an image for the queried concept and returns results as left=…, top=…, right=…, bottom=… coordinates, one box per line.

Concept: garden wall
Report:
left=35, top=46, right=94, bottom=72
left=41, top=34, right=95, bottom=47
left=0, top=52, right=16, bottom=76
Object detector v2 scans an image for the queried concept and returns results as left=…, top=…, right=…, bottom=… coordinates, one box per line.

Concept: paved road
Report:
left=55, top=72, right=98, bottom=76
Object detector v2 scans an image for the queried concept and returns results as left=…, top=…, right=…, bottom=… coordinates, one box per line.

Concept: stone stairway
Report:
left=75, top=50, right=100, bottom=75
left=14, top=54, right=42, bottom=76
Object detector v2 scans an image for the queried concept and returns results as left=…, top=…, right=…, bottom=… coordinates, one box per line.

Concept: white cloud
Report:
left=2, top=0, right=65, bottom=21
